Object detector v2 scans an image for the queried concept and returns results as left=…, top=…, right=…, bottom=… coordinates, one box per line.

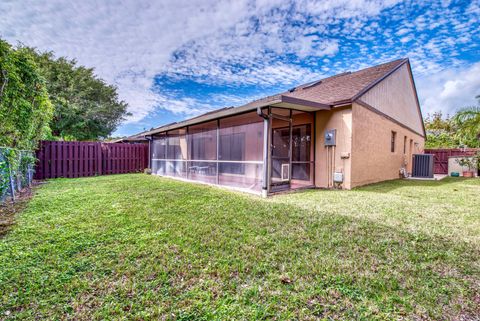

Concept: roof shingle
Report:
left=282, top=58, right=407, bottom=105
left=137, top=58, right=410, bottom=137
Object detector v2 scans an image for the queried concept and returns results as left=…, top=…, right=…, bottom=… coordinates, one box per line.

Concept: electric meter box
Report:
left=333, top=172, right=344, bottom=183
left=324, top=129, right=336, bottom=146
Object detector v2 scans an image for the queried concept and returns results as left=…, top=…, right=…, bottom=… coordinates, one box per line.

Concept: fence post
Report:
left=7, top=161, right=15, bottom=203
left=16, top=152, right=22, bottom=192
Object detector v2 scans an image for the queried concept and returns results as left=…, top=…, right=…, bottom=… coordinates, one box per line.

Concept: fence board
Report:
left=64, top=142, right=67, bottom=178
left=97, top=144, right=102, bottom=176
left=35, top=141, right=148, bottom=179
left=73, top=142, right=78, bottom=178
left=88, top=144, right=92, bottom=176
left=68, top=143, right=72, bottom=178
left=78, top=143, right=83, bottom=177
left=36, top=142, right=42, bottom=179
left=105, top=145, right=110, bottom=174
left=44, top=142, right=50, bottom=179
left=52, top=141, right=57, bottom=178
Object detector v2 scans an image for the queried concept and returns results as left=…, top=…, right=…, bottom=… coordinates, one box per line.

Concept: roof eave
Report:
left=405, top=59, right=427, bottom=137
left=139, top=95, right=331, bottom=137
left=141, top=96, right=283, bottom=136
left=280, top=95, right=331, bottom=110
left=331, top=99, right=353, bottom=107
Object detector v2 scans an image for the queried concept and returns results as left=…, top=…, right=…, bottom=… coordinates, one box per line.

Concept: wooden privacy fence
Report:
left=35, top=141, right=148, bottom=179
left=424, top=148, right=478, bottom=174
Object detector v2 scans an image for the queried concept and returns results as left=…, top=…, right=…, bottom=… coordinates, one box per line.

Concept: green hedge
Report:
left=0, top=39, right=53, bottom=151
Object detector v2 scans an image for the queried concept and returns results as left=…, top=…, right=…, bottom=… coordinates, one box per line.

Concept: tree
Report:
left=424, top=112, right=458, bottom=148
left=24, top=48, right=131, bottom=141
left=424, top=96, right=480, bottom=148
left=452, top=95, right=480, bottom=148
left=0, top=39, right=53, bottom=150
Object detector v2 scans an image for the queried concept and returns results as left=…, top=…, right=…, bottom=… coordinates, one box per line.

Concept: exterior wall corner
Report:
left=314, top=106, right=353, bottom=189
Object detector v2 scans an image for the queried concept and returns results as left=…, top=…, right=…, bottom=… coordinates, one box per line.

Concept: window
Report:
left=151, top=136, right=166, bottom=159
left=190, top=136, right=207, bottom=160
left=403, top=136, right=407, bottom=154
left=219, top=132, right=245, bottom=174
left=218, top=112, right=264, bottom=191
left=188, top=121, right=217, bottom=161
left=166, top=129, right=187, bottom=160
left=391, top=131, right=397, bottom=153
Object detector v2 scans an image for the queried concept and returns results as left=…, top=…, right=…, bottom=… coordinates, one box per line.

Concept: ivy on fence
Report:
left=0, top=147, right=35, bottom=204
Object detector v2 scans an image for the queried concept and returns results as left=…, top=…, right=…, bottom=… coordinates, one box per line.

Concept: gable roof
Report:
left=282, top=58, right=407, bottom=105
left=138, top=58, right=412, bottom=137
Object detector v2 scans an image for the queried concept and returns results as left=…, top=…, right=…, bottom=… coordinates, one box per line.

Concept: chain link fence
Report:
left=0, top=147, right=35, bottom=204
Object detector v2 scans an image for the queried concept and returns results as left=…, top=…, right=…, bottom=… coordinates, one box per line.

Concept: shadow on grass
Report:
left=239, top=194, right=480, bottom=320
left=352, top=177, right=472, bottom=193
left=152, top=187, right=480, bottom=319
left=0, top=174, right=479, bottom=320
left=0, top=187, right=36, bottom=238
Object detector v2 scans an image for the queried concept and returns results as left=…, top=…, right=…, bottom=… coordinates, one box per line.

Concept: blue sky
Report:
left=1, top=0, right=479, bottom=137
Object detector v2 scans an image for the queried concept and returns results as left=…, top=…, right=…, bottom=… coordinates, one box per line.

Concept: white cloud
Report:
left=0, top=0, right=402, bottom=126
left=395, top=27, right=410, bottom=36
left=416, top=62, right=480, bottom=117
left=0, top=0, right=256, bottom=122
left=0, top=0, right=478, bottom=134
left=400, top=35, right=413, bottom=43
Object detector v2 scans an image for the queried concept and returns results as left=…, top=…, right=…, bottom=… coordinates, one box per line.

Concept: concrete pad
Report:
left=406, top=174, right=447, bottom=181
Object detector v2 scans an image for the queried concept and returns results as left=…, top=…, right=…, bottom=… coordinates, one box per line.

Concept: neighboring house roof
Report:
left=129, top=57, right=417, bottom=138
left=111, top=132, right=149, bottom=143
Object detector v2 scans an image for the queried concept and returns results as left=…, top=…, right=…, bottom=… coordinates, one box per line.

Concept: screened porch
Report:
left=150, top=108, right=315, bottom=195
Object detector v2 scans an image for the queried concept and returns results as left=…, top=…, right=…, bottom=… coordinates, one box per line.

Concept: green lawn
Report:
left=0, top=174, right=479, bottom=320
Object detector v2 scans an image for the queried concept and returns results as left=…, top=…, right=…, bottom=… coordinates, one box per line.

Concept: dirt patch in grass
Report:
left=0, top=182, right=40, bottom=237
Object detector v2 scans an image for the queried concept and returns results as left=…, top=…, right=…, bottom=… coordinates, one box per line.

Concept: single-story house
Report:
left=135, top=58, right=425, bottom=196
left=111, top=132, right=150, bottom=144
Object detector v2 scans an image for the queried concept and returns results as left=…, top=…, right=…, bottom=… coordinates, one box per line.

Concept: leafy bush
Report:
left=425, top=96, right=480, bottom=148
left=0, top=40, right=53, bottom=151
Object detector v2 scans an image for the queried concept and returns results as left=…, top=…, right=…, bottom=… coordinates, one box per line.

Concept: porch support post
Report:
left=288, top=109, right=293, bottom=184
left=165, top=133, right=168, bottom=175
left=216, top=119, right=220, bottom=185
left=256, top=107, right=269, bottom=197
left=186, top=127, right=190, bottom=180
left=147, top=136, right=152, bottom=169
left=262, top=116, right=269, bottom=197
left=313, top=112, right=316, bottom=186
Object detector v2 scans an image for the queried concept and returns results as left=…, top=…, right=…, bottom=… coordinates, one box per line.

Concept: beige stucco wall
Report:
left=315, top=107, right=352, bottom=189
left=448, top=156, right=478, bottom=177
left=359, top=63, right=424, bottom=135
left=350, top=102, right=424, bottom=187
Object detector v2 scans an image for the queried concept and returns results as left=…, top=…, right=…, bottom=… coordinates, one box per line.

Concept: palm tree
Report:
left=453, top=95, right=480, bottom=148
